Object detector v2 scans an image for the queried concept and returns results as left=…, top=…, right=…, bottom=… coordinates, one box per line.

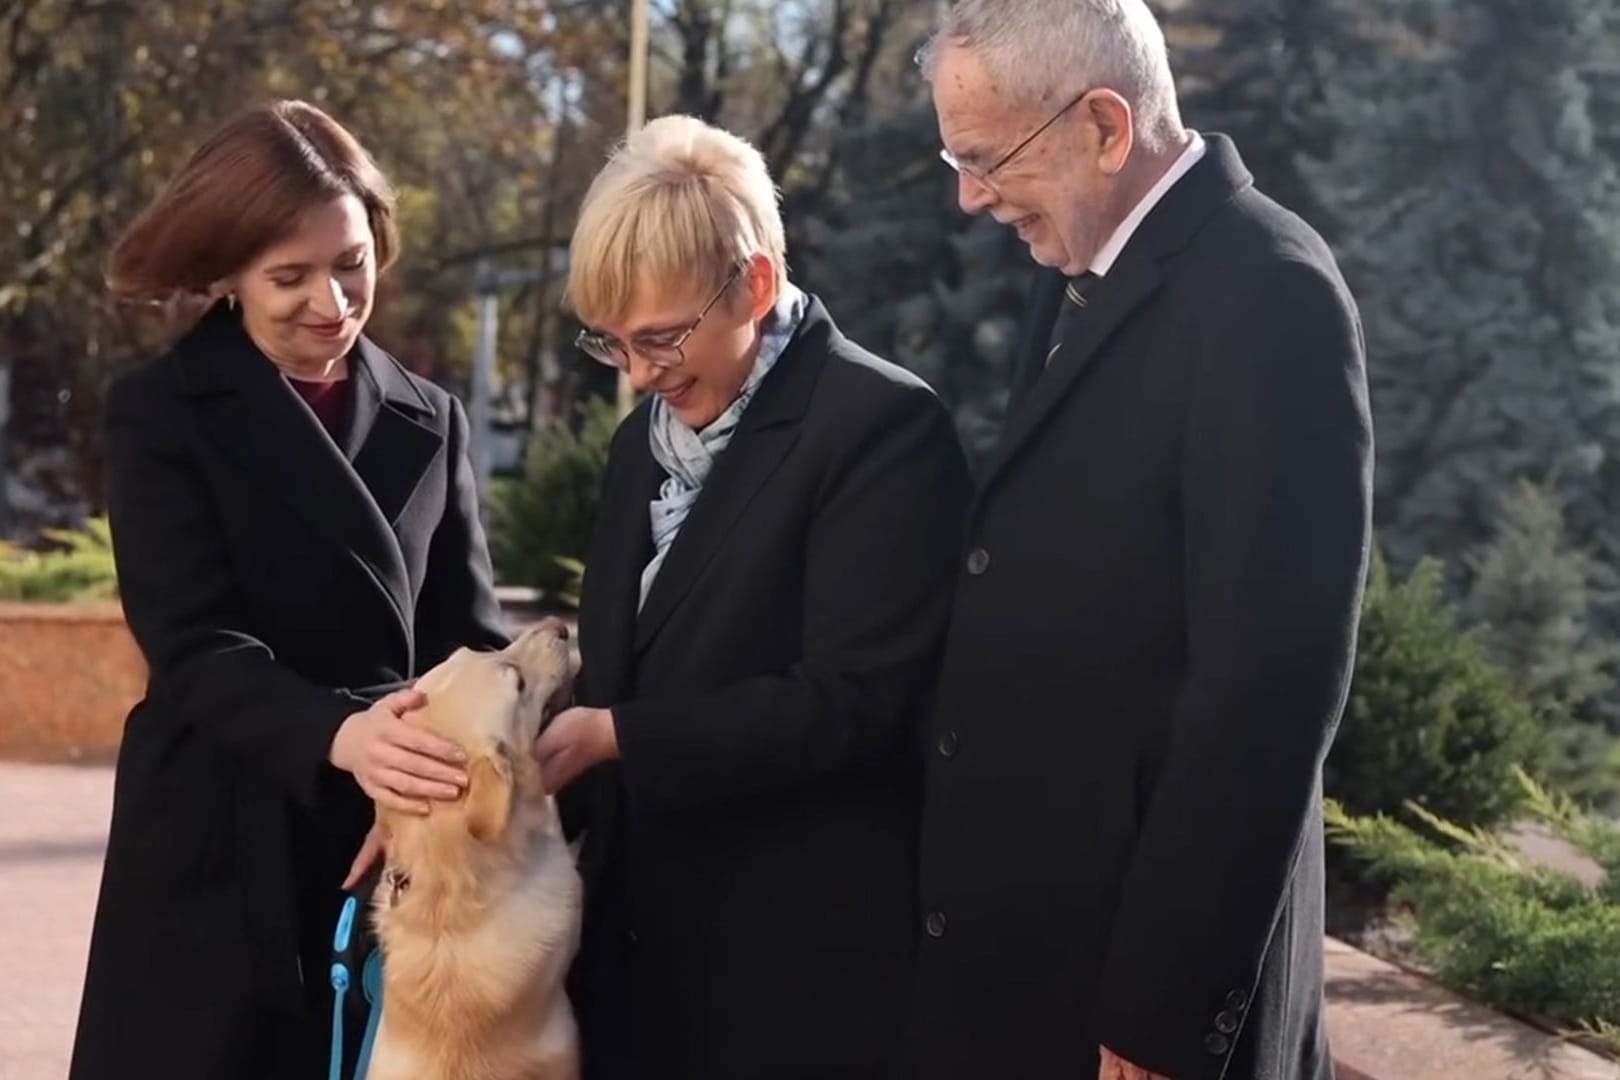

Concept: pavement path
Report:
left=0, top=763, right=112, bottom=1080
left=4, top=760, right=1616, bottom=1080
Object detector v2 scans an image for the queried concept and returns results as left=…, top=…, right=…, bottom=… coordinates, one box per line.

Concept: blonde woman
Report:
left=534, top=115, right=972, bottom=1078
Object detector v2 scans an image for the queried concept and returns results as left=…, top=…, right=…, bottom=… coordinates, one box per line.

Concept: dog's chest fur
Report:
left=367, top=811, right=582, bottom=1080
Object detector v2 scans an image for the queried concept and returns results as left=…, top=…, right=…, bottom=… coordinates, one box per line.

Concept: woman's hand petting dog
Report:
left=330, top=688, right=469, bottom=814
left=344, top=820, right=388, bottom=889
left=533, top=706, right=619, bottom=793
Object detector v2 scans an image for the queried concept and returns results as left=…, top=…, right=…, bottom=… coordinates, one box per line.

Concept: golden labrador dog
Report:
left=367, top=620, right=582, bottom=1080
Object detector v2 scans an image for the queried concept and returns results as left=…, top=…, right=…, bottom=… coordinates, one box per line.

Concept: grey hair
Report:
left=918, top=0, right=1181, bottom=143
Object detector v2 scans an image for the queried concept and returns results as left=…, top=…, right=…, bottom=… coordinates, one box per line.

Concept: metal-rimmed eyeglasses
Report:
left=938, top=87, right=1092, bottom=186
left=575, top=263, right=745, bottom=372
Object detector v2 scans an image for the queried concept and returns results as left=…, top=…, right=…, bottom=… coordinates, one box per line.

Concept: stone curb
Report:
left=1323, top=937, right=1619, bottom=1080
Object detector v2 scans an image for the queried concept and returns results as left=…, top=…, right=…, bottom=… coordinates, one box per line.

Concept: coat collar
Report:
left=582, top=295, right=833, bottom=697
left=176, top=302, right=440, bottom=670
left=982, top=133, right=1254, bottom=497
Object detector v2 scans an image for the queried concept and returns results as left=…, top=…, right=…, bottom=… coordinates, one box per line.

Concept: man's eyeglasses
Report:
left=938, top=87, right=1091, bottom=185
left=575, top=263, right=745, bottom=372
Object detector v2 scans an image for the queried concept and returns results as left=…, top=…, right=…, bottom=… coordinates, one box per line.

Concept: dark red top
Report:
left=288, top=375, right=352, bottom=442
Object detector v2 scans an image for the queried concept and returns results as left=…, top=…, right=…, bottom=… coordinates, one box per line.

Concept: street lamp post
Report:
left=628, top=0, right=649, bottom=131
left=469, top=259, right=545, bottom=497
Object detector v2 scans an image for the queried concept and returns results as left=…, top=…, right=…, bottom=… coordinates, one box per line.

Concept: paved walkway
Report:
left=1325, top=938, right=1618, bottom=1080
left=0, top=763, right=112, bottom=1080
left=4, top=761, right=1617, bottom=1080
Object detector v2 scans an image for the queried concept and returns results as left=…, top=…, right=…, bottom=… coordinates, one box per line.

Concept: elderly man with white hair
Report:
left=907, top=2, right=1373, bottom=1079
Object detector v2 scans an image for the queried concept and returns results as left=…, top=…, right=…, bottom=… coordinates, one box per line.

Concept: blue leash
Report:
left=357, top=949, right=384, bottom=1077
left=329, top=888, right=385, bottom=1080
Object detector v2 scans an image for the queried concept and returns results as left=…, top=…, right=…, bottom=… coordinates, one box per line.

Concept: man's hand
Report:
left=533, top=706, right=619, bottom=793
left=1100, top=1046, right=1171, bottom=1080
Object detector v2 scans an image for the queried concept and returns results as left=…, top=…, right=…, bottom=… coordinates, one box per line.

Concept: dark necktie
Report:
left=1044, top=270, right=1099, bottom=369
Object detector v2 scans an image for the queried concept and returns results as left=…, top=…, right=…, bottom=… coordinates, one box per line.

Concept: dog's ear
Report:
left=463, top=739, right=515, bottom=842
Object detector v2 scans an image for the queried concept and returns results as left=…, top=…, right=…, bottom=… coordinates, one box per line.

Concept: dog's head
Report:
left=399, top=618, right=575, bottom=843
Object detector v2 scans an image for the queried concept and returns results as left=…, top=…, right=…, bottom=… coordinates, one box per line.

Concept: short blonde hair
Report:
left=566, top=115, right=787, bottom=327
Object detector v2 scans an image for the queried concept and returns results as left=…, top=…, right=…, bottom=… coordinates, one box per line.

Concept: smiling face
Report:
left=230, top=193, right=376, bottom=377
left=593, top=255, right=778, bottom=430
left=931, top=43, right=1135, bottom=276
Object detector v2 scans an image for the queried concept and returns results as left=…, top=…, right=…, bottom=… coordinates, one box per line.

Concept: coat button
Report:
left=924, top=911, right=948, bottom=938
left=1225, top=989, right=1248, bottom=1010
left=1215, top=1010, right=1239, bottom=1034
left=938, top=731, right=959, bottom=757
left=965, top=548, right=990, bottom=575
left=1204, top=1032, right=1230, bottom=1056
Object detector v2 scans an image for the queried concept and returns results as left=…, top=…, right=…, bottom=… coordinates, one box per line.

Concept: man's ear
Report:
left=1085, top=89, right=1135, bottom=177
left=463, top=739, right=515, bottom=842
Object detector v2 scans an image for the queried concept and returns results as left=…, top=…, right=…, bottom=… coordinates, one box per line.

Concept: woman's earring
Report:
left=227, top=294, right=237, bottom=311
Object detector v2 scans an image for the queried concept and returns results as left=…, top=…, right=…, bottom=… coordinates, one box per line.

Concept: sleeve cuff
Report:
left=288, top=691, right=365, bottom=808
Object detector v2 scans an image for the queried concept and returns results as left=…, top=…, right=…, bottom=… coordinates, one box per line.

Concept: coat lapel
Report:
left=1002, top=269, right=1068, bottom=417
left=630, top=299, right=832, bottom=655
left=980, top=134, right=1255, bottom=500
left=178, top=305, right=430, bottom=667
left=347, top=337, right=443, bottom=527
left=580, top=410, right=661, bottom=703
left=982, top=254, right=1164, bottom=493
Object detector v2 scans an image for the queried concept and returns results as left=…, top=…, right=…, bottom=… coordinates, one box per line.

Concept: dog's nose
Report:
left=533, top=616, right=570, bottom=642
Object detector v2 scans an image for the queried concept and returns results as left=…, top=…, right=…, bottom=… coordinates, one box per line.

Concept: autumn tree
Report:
left=0, top=0, right=604, bottom=529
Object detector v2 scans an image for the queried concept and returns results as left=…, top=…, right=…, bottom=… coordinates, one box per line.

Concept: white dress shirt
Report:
left=1041, top=132, right=1208, bottom=370
left=1089, top=131, right=1207, bottom=277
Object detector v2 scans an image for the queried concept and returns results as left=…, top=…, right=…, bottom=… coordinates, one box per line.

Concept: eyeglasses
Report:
left=575, top=263, right=745, bottom=372
left=938, top=87, right=1092, bottom=186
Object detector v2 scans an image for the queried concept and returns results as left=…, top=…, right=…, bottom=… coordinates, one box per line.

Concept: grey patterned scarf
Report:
left=639, top=283, right=808, bottom=611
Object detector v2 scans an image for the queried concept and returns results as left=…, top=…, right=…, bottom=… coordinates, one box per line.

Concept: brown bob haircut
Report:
left=107, top=99, right=398, bottom=309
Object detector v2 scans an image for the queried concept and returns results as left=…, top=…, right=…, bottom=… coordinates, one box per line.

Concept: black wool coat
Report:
left=70, top=303, right=507, bottom=1080
left=906, top=135, right=1373, bottom=1080
left=564, top=297, right=973, bottom=1080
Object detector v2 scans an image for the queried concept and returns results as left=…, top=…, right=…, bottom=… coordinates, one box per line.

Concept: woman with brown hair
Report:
left=69, top=100, right=509, bottom=1080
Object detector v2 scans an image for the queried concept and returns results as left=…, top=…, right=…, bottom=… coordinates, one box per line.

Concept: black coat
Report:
left=564, top=297, right=973, bottom=1080
left=906, top=136, right=1373, bottom=1080
left=70, top=303, right=507, bottom=1080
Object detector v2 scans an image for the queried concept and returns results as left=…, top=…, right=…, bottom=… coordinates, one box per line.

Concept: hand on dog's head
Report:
left=382, top=621, right=574, bottom=847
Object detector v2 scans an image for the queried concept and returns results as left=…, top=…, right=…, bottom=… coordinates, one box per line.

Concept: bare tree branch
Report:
left=759, top=0, right=851, bottom=175
left=706, top=0, right=736, bottom=117
left=2, top=0, right=88, bottom=99
left=4, top=131, right=143, bottom=294
left=672, top=0, right=716, bottom=116
left=520, top=94, right=577, bottom=426
left=806, top=0, right=899, bottom=201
